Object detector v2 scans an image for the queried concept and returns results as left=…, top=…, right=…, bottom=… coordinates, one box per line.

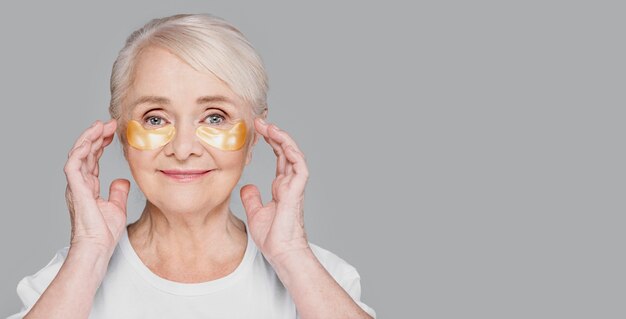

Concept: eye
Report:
left=145, top=116, right=166, bottom=127
left=205, top=113, right=225, bottom=125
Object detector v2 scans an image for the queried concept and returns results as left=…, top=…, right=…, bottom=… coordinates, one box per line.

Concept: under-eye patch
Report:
left=196, top=121, right=247, bottom=151
left=126, top=120, right=176, bottom=150
left=126, top=120, right=247, bottom=151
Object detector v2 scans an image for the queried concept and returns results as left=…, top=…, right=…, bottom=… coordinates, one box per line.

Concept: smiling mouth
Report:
left=159, top=169, right=213, bottom=182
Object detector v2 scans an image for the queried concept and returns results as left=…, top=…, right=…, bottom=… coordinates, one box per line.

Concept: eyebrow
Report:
left=130, top=95, right=236, bottom=112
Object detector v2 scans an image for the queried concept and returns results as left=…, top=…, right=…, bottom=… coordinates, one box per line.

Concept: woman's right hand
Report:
left=64, top=119, right=130, bottom=256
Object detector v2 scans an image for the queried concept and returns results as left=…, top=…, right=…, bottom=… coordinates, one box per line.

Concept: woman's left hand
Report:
left=240, top=118, right=310, bottom=265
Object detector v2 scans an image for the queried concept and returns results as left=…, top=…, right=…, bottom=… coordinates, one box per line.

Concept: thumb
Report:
left=240, top=184, right=263, bottom=219
left=108, top=179, right=130, bottom=213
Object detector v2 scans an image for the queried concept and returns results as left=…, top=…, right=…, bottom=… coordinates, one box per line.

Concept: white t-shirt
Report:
left=7, top=225, right=376, bottom=318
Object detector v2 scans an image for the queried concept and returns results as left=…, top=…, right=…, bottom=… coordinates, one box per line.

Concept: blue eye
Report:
left=145, top=116, right=165, bottom=126
left=205, top=114, right=225, bottom=125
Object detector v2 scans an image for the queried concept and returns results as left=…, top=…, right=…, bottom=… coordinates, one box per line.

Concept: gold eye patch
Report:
left=126, top=120, right=247, bottom=151
left=126, top=120, right=176, bottom=150
left=196, top=121, right=247, bottom=151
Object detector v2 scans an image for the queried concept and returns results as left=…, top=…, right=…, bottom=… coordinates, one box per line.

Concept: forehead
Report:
left=125, top=46, right=249, bottom=116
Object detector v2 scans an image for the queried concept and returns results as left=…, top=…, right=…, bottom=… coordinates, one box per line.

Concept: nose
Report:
left=163, top=121, right=204, bottom=161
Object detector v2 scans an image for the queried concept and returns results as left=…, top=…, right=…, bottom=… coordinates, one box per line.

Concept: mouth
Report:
left=159, top=169, right=213, bottom=182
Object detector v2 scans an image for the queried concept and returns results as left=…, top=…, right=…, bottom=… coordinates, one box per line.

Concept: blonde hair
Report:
left=108, top=13, right=268, bottom=146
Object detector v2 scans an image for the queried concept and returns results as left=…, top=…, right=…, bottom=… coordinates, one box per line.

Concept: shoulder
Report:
left=308, top=242, right=377, bottom=318
left=11, top=246, right=70, bottom=314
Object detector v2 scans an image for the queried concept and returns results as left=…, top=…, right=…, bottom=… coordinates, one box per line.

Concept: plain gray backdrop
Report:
left=1, top=1, right=623, bottom=318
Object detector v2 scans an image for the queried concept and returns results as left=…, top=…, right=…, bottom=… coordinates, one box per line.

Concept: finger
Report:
left=284, top=145, right=309, bottom=189
left=266, top=125, right=305, bottom=177
left=285, top=160, right=294, bottom=177
left=86, top=120, right=116, bottom=170
left=94, top=160, right=100, bottom=177
left=82, top=150, right=95, bottom=180
left=257, top=119, right=307, bottom=178
left=107, top=179, right=130, bottom=239
left=86, top=144, right=99, bottom=176
left=254, top=117, right=271, bottom=138
left=266, top=125, right=302, bottom=176
left=266, top=124, right=304, bottom=155
left=66, top=140, right=98, bottom=200
left=255, top=120, right=290, bottom=175
left=90, top=120, right=117, bottom=175
left=263, top=135, right=286, bottom=176
left=88, top=128, right=107, bottom=156
left=101, top=135, right=114, bottom=149
left=256, top=120, right=283, bottom=156
left=240, top=184, right=264, bottom=219
left=108, top=179, right=130, bottom=213
left=281, top=149, right=294, bottom=177
left=70, top=120, right=104, bottom=152
left=64, top=140, right=100, bottom=212
left=102, top=118, right=117, bottom=141
left=93, top=145, right=104, bottom=176
left=71, top=128, right=102, bottom=181
left=261, top=133, right=283, bottom=158
left=96, top=133, right=115, bottom=162
left=65, top=140, right=107, bottom=229
left=65, top=139, right=91, bottom=190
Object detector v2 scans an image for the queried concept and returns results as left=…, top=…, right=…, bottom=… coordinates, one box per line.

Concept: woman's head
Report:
left=108, top=14, right=268, bottom=215
left=109, top=13, right=268, bottom=150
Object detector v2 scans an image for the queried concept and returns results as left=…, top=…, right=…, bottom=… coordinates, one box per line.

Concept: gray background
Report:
left=1, top=0, right=623, bottom=318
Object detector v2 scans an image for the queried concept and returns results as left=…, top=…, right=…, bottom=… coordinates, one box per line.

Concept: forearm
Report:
left=270, top=248, right=373, bottom=319
left=24, top=247, right=110, bottom=319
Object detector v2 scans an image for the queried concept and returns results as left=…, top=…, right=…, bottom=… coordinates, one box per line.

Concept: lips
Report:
left=159, top=169, right=213, bottom=182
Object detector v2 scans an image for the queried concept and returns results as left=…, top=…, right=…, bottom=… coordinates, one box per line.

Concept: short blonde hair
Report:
left=108, top=13, right=268, bottom=146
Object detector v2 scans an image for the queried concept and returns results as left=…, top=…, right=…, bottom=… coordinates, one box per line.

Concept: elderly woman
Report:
left=8, top=13, right=375, bottom=319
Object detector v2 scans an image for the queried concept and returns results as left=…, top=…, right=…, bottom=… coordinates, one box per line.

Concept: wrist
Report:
left=67, top=244, right=112, bottom=278
left=268, top=245, right=319, bottom=279
left=266, top=243, right=313, bottom=268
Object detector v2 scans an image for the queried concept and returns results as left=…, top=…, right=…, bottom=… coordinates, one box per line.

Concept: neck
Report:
left=127, top=196, right=247, bottom=262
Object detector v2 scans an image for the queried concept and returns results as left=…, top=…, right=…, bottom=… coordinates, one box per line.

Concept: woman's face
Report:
left=122, top=46, right=255, bottom=215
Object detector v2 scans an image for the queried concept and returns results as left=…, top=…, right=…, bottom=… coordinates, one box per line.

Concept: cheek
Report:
left=211, top=148, right=248, bottom=171
left=126, top=148, right=157, bottom=179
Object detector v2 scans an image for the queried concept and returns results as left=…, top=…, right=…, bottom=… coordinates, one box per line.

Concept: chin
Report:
left=153, top=190, right=226, bottom=214
left=155, top=199, right=206, bottom=215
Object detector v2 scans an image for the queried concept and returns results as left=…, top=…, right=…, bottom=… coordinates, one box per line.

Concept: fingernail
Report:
left=258, top=118, right=267, bottom=125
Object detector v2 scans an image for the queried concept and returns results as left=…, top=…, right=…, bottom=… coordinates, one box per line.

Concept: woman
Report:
left=8, top=13, right=375, bottom=319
